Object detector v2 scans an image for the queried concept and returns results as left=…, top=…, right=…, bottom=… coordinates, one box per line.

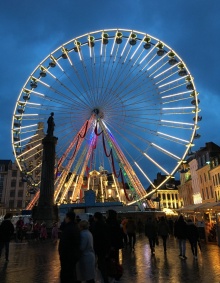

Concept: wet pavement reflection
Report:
left=0, top=235, right=220, bottom=283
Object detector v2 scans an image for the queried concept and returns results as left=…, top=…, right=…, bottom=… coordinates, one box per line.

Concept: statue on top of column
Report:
left=47, top=112, right=55, bottom=137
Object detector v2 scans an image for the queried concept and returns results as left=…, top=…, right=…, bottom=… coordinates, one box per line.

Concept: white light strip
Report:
left=162, top=106, right=194, bottom=110
left=23, top=102, right=41, bottom=106
left=157, top=76, right=186, bottom=88
left=14, top=134, right=38, bottom=144
left=151, top=143, right=181, bottom=160
left=155, top=70, right=179, bottom=85
left=143, top=153, right=169, bottom=175
left=29, top=90, right=45, bottom=97
left=159, top=82, right=186, bottom=94
left=147, top=53, right=167, bottom=71
left=139, top=45, right=156, bottom=64
left=162, top=90, right=191, bottom=99
left=157, top=131, right=189, bottom=143
left=38, top=79, right=50, bottom=88
left=46, top=69, right=56, bottom=79
left=78, top=48, right=82, bottom=61
left=14, top=114, right=38, bottom=117
left=153, top=62, right=179, bottom=78
left=51, top=55, right=64, bottom=71
left=130, top=39, right=143, bottom=60
left=134, top=162, right=156, bottom=188
left=14, top=124, right=38, bottom=129
left=120, top=36, right=129, bottom=57
left=141, top=53, right=157, bottom=71
left=161, top=120, right=194, bottom=126
left=100, top=39, right=103, bottom=56
left=40, top=65, right=56, bottom=79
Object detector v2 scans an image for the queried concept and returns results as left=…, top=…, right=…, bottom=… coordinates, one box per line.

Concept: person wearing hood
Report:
left=0, top=213, right=15, bottom=261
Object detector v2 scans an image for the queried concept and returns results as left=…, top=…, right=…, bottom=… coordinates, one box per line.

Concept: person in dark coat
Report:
left=106, top=210, right=123, bottom=263
left=187, top=219, right=200, bottom=259
left=0, top=213, right=14, bottom=261
left=126, top=217, right=136, bottom=250
left=174, top=215, right=188, bottom=259
left=158, top=216, right=170, bottom=253
left=91, top=212, right=111, bottom=283
left=145, top=217, right=158, bottom=255
left=58, top=211, right=81, bottom=283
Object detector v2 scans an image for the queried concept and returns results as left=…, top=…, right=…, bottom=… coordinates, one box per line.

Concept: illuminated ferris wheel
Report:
left=12, top=29, right=201, bottom=210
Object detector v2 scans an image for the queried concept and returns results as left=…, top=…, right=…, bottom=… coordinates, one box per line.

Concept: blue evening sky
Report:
left=0, top=0, right=219, bottom=161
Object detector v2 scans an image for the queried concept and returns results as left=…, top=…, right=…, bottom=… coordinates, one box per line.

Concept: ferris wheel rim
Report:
left=12, top=28, right=200, bottom=207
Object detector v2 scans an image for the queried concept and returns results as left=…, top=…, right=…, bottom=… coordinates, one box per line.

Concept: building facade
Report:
left=178, top=142, right=220, bottom=206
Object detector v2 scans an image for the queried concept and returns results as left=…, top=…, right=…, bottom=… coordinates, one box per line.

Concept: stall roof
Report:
left=194, top=202, right=220, bottom=211
left=177, top=203, right=204, bottom=212
left=177, top=202, right=220, bottom=213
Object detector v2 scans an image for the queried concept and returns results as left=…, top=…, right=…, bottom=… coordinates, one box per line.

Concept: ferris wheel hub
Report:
left=93, top=108, right=104, bottom=119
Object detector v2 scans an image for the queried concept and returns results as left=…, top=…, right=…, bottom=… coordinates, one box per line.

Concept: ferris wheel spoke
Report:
left=55, top=48, right=95, bottom=102
left=40, top=63, right=90, bottom=105
left=108, top=119, right=180, bottom=162
left=154, top=69, right=180, bottom=85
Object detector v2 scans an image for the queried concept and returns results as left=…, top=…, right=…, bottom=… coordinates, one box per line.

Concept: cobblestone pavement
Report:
left=0, top=235, right=220, bottom=283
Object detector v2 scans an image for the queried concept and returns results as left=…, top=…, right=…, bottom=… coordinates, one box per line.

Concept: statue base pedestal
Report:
left=32, top=204, right=58, bottom=229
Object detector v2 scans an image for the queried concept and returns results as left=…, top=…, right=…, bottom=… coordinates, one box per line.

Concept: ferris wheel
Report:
left=12, top=28, right=201, bottom=210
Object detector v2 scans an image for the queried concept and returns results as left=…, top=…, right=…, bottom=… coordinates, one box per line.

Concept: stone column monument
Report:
left=32, top=112, right=58, bottom=228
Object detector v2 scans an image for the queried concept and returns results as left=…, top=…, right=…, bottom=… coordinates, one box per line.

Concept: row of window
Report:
left=158, top=193, right=178, bottom=201
left=11, top=180, right=24, bottom=187
left=201, top=186, right=214, bottom=200
left=9, top=190, right=24, bottom=198
left=200, top=172, right=211, bottom=184
left=8, top=200, right=23, bottom=208
left=212, top=173, right=220, bottom=187
left=161, top=203, right=179, bottom=209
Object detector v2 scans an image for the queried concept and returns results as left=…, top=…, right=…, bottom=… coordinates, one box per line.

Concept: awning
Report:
left=194, top=202, right=219, bottom=212
left=213, top=202, right=220, bottom=211
left=177, top=203, right=204, bottom=212
left=177, top=202, right=220, bottom=213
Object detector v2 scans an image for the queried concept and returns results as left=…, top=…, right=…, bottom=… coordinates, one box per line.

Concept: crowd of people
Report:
left=57, top=211, right=202, bottom=283
left=13, top=217, right=57, bottom=243
left=0, top=211, right=202, bottom=282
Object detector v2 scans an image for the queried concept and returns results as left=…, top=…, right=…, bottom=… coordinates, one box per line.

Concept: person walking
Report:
left=174, top=215, right=188, bottom=260
left=187, top=219, right=200, bottom=259
left=145, top=217, right=158, bottom=255
left=91, top=211, right=110, bottom=283
left=106, top=210, right=123, bottom=263
left=0, top=213, right=15, bottom=262
left=58, top=211, right=81, bottom=283
left=16, top=216, right=24, bottom=242
left=126, top=217, right=136, bottom=250
left=76, top=220, right=96, bottom=283
left=158, top=216, right=170, bottom=254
